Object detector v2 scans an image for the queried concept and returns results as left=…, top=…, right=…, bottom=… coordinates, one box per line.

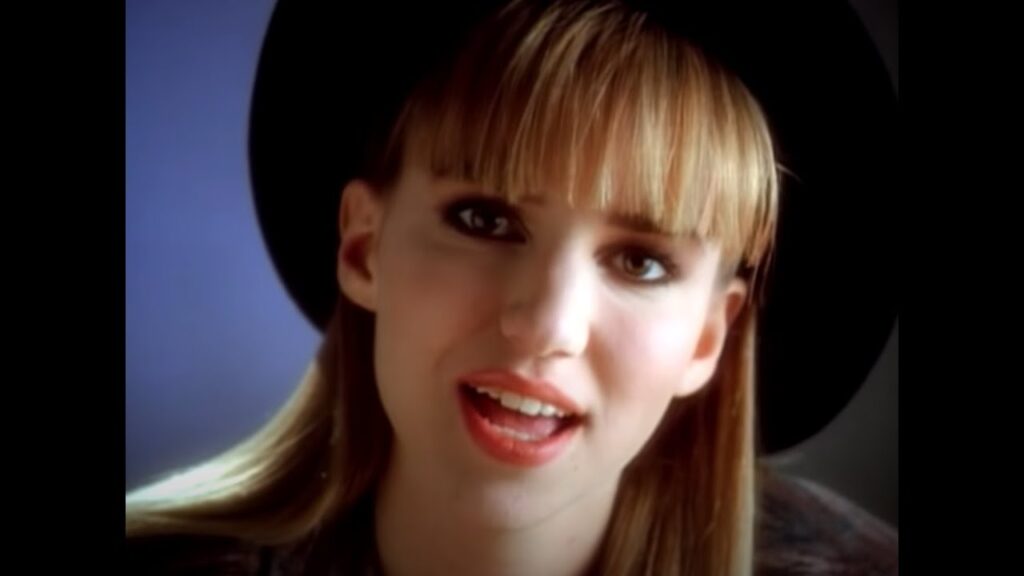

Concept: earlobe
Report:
left=674, top=279, right=748, bottom=398
left=337, top=179, right=384, bottom=312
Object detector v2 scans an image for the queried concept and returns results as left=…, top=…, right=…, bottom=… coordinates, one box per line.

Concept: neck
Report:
left=374, top=447, right=618, bottom=576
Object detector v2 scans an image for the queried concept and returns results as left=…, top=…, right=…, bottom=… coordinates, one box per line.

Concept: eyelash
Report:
left=441, top=196, right=529, bottom=243
left=440, top=196, right=682, bottom=285
left=604, top=246, right=681, bottom=286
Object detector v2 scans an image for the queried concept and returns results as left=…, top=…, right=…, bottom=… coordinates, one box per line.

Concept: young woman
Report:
left=127, top=1, right=899, bottom=574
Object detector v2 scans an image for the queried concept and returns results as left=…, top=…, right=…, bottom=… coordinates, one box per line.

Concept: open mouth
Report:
left=457, top=382, right=584, bottom=467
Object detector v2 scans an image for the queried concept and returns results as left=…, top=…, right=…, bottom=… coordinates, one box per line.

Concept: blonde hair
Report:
left=127, top=1, right=779, bottom=574
left=127, top=299, right=385, bottom=544
left=391, top=0, right=776, bottom=272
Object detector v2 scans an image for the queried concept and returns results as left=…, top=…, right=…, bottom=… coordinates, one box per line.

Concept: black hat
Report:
left=248, top=0, right=899, bottom=454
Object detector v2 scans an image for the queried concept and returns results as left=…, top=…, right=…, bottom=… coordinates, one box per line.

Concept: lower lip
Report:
left=457, top=386, right=580, bottom=467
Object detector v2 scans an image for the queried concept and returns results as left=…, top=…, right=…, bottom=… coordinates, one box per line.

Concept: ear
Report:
left=675, top=278, right=748, bottom=397
left=337, top=179, right=384, bottom=312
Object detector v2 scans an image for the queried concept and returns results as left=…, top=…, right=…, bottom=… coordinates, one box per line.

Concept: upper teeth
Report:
left=471, top=386, right=569, bottom=418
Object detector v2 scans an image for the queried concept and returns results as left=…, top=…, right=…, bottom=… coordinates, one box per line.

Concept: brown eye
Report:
left=610, top=247, right=678, bottom=284
left=442, top=197, right=527, bottom=242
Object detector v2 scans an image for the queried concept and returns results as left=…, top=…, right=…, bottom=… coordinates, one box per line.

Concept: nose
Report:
left=499, top=244, right=593, bottom=359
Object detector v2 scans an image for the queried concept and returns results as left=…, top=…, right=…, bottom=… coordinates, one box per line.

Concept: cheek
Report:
left=371, top=225, right=502, bottom=443
left=600, top=300, right=704, bottom=400
left=373, top=225, right=503, bottom=387
left=587, top=303, right=705, bottom=467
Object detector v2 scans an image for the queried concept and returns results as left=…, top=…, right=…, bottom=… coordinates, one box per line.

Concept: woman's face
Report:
left=338, top=162, right=745, bottom=528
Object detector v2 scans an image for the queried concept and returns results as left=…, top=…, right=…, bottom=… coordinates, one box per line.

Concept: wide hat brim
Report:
left=248, top=0, right=899, bottom=454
